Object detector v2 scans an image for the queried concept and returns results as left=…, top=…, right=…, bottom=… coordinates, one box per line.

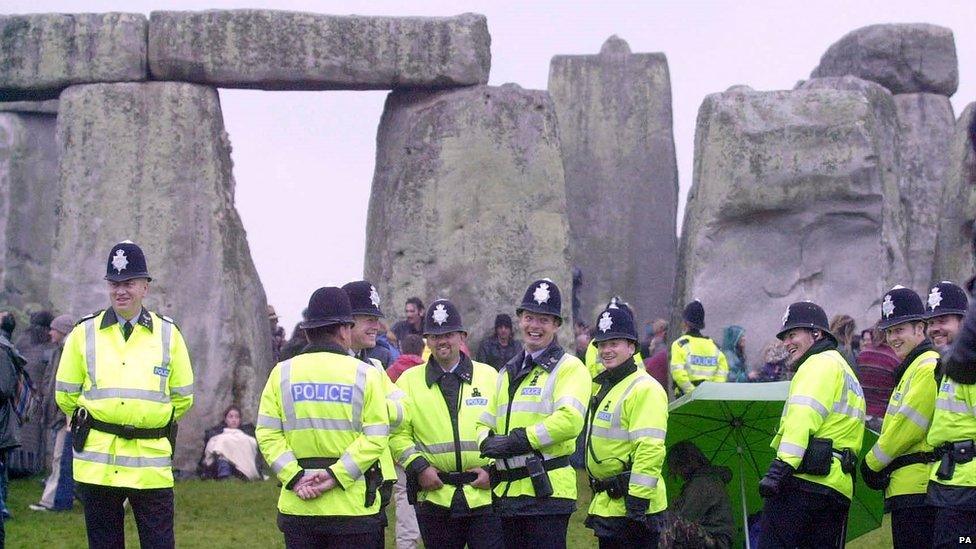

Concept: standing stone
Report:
left=365, top=84, right=573, bottom=348
left=893, top=94, right=955, bottom=288
left=0, top=13, right=148, bottom=101
left=548, top=36, right=678, bottom=327
left=810, top=23, right=958, bottom=96
left=933, top=104, right=976, bottom=284
left=0, top=104, right=58, bottom=314
left=675, top=86, right=907, bottom=362
left=149, top=10, right=491, bottom=90
left=52, top=82, right=272, bottom=470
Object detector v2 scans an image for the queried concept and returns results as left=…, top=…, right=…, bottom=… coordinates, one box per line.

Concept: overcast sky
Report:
left=6, top=0, right=976, bottom=330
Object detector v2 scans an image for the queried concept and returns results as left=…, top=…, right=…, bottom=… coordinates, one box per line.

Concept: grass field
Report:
left=6, top=474, right=891, bottom=548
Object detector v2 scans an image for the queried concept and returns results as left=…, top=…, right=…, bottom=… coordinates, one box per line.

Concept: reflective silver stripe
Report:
left=363, top=424, right=389, bottom=436
left=510, top=401, right=549, bottom=414
left=936, top=398, right=973, bottom=414
left=479, top=411, right=495, bottom=429
left=688, top=367, right=716, bottom=377
left=280, top=360, right=295, bottom=423
left=871, top=445, right=893, bottom=468
left=895, top=404, right=930, bottom=431
left=554, top=396, right=586, bottom=416
left=495, top=451, right=559, bottom=471
left=398, top=446, right=419, bottom=465
left=339, top=452, right=362, bottom=480
left=170, top=383, right=193, bottom=397
left=534, top=423, right=554, bottom=446
left=85, top=319, right=97, bottom=389
left=612, top=376, right=650, bottom=429
left=288, top=418, right=354, bottom=431
left=418, top=441, right=480, bottom=454
left=83, top=388, right=170, bottom=402
left=159, top=320, right=172, bottom=394
left=537, top=356, right=569, bottom=415
left=75, top=450, right=171, bottom=468
left=778, top=441, right=806, bottom=458
left=629, top=427, right=666, bottom=440
left=351, top=362, right=368, bottom=431
left=390, top=400, right=404, bottom=429
left=497, top=403, right=510, bottom=417
left=256, top=414, right=283, bottom=430
left=630, top=472, right=659, bottom=489
left=832, top=403, right=866, bottom=421
left=590, top=425, right=629, bottom=440
left=56, top=381, right=83, bottom=393
left=271, top=451, right=297, bottom=473
left=789, top=395, right=829, bottom=418
left=388, top=389, right=406, bottom=401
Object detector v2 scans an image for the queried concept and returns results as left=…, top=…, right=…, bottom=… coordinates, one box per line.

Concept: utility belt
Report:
left=935, top=440, right=975, bottom=481
left=71, top=408, right=176, bottom=454
left=589, top=471, right=630, bottom=499
left=488, top=454, right=568, bottom=498
left=296, top=456, right=384, bottom=507
left=405, top=470, right=479, bottom=505
left=880, top=451, right=938, bottom=477
left=796, top=436, right=857, bottom=477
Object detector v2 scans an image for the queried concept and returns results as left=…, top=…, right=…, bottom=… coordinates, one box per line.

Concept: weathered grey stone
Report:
left=51, top=82, right=272, bottom=470
left=148, top=10, right=491, bottom=90
left=0, top=100, right=58, bottom=114
left=0, top=110, right=58, bottom=315
left=365, top=84, right=573, bottom=348
left=675, top=86, right=908, bottom=362
left=893, top=94, right=955, bottom=288
left=933, top=104, right=976, bottom=284
left=811, top=23, right=958, bottom=96
left=0, top=13, right=147, bottom=101
left=548, top=36, right=678, bottom=325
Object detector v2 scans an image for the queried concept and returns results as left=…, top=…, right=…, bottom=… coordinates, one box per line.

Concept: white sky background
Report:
left=6, top=0, right=976, bottom=330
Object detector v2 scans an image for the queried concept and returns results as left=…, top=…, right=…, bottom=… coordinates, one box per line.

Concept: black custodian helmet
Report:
left=878, top=286, right=925, bottom=330
left=777, top=301, right=834, bottom=342
left=516, top=279, right=562, bottom=320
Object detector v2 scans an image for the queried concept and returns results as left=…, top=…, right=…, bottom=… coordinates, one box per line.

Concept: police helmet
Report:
left=516, top=279, right=562, bottom=320
left=342, top=280, right=384, bottom=318
left=423, top=299, right=466, bottom=336
left=592, top=306, right=638, bottom=344
left=300, top=287, right=354, bottom=329
left=105, top=241, right=151, bottom=282
left=878, top=285, right=926, bottom=330
left=777, top=301, right=835, bottom=342
left=925, top=281, right=968, bottom=320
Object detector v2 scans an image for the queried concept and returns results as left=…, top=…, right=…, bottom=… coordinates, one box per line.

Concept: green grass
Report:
left=6, top=474, right=891, bottom=548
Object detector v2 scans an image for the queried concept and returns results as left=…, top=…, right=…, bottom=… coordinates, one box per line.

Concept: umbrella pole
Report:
left=737, top=446, right=752, bottom=549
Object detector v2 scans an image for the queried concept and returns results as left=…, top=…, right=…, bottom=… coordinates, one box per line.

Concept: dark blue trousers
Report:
left=758, top=486, right=849, bottom=548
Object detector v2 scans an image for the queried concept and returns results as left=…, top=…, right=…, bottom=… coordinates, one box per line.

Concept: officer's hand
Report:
left=480, top=428, right=533, bottom=459
left=468, top=467, right=491, bottom=490
left=758, top=458, right=794, bottom=498
left=624, top=495, right=650, bottom=523
left=860, top=460, right=889, bottom=491
left=294, top=472, right=336, bottom=500
left=418, top=466, right=444, bottom=491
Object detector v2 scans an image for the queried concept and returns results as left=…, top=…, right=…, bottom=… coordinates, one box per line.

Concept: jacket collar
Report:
left=426, top=352, right=474, bottom=387
left=894, top=339, right=934, bottom=385
left=505, top=338, right=565, bottom=375
left=101, top=307, right=153, bottom=332
left=298, top=342, right=348, bottom=357
left=795, top=336, right=837, bottom=367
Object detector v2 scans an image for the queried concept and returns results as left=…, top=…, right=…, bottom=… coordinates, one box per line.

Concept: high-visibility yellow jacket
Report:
left=670, top=334, right=727, bottom=395
left=864, top=347, right=938, bottom=506
left=257, top=345, right=389, bottom=516
left=927, top=376, right=976, bottom=492
left=360, top=353, right=402, bottom=483
left=586, top=361, right=668, bottom=518
left=772, top=347, right=865, bottom=500
left=475, top=342, right=591, bottom=513
left=585, top=340, right=643, bottom=378
left=55, top=308, right=193, bottom=489
left=390, top=355, right=495, bottom=511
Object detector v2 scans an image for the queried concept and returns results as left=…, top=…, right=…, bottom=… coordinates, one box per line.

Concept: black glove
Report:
left=759, top=459, right=794, bottom=498
left=860, top=459, right=889, bottom=491
left=624, top=494, right=650, bottom=523
left=480, top=428, right=534, bottom=459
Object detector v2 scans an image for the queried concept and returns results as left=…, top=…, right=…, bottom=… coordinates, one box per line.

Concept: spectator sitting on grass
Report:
left=200, top=406, right=261, bottom=481
left=662, top=440, right=735, bottom=549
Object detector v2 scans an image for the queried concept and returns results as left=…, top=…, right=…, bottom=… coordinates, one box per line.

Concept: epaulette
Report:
left=677, top=338, right=690, bottom=347
left=157, top=314, right=181, bottom=331
left=76, top=310, right=103, bottom=325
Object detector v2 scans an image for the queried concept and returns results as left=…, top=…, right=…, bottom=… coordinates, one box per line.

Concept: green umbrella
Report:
left=665, top=381, right=883, bottom=548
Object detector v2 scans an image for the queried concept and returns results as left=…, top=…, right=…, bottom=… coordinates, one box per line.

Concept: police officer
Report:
left=390, top=299, right=501, bottom=549
left=584, top=305, right=668, bottom=548
left=341, top=280, right=415, bottom=548
left=476, top=279, right=591, bottom=548
left=55, top=241, right=194, bottom=548
left=927, top=295, right=976, bottom=547
left=758, top=301, right=865, bottom=548
left=256, top=287, right=390, bottom=548
left=583, top=296, right=642, bottom=377
left=860, top=286, right=939, bottom=548
left=925, top=280, right=968, bottom=353
left=669, top=300, right=727, bottom=395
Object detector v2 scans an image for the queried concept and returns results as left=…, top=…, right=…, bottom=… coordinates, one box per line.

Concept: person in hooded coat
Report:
left=663, top=440, right=735, bottom=548
left=721, top=326, right=747, bottom=383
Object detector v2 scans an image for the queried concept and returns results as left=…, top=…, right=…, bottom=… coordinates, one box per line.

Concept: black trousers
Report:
left=278, top=513, right=382, bottom=549
left=587, top=516, right=660, bottom=549
left=891, top=505, right=937, bottom=549
left=932, top=507, right=976, bottom=549
left=78, top=482, right=174, bottom=549
left=500, top=514, right=571, bottom=549
left=417, top=512, right=503, bottom=549
left=758, top=487, right=849, bottom=548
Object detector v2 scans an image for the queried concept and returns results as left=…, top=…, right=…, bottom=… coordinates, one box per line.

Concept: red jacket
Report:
left=643, top=346, right=669, bottom=389
left=387, top=354, right=425, bottom=383
left=856, top=344, right=900, bottom=418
